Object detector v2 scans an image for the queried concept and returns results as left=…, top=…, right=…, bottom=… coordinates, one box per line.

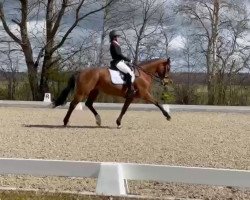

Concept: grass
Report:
left=0, top=189, right=132, bottom=200
left=0, top=189, right=168, bottom=200
left=0, top=190, right=94, bottom=200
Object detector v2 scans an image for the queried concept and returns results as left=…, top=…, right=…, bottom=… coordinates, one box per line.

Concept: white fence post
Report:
left=96, top=163, right=126, bottom=195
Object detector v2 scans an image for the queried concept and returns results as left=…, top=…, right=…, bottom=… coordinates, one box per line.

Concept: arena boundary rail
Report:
left=1, top=100, right=250, bottom=113
left=0, top=158, right=249, bottom=196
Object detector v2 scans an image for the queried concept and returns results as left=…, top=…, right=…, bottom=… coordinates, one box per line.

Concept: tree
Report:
left=120, top=0, right=165, bottom=63
left=0, top=41, right=20, bottom=100
left=137, top=6, right=177, bottom=60
left=0, top=0, right=115, bottom=100
left=157, top=2, right=177, bottom=59
left=177, top=0, right=250, bottom=105
left=215, top=4, right=250, bottom=104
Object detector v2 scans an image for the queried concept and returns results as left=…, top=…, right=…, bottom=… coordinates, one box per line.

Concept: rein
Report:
left=133, top=64, right=165, bottom=84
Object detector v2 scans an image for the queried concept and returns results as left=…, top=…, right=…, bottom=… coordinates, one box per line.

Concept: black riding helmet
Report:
left=109, top=30, right=120, bottom=41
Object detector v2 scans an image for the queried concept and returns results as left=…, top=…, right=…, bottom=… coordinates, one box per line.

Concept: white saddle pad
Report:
left=109, top=69, right=135, bottom=85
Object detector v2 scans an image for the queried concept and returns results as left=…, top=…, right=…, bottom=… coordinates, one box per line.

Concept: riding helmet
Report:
left=109, top=30, right=120, bottom=41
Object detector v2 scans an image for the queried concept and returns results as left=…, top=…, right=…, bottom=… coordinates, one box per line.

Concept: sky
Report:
left=0, top=0, right=250, bottom=72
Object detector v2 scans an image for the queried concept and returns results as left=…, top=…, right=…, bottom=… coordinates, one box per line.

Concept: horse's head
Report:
left=157, top=58, right=172, bottom=86
left=138, top=58, right=172, bottom=86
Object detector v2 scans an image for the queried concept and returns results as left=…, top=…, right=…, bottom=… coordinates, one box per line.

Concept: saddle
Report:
left=109, top=61, right=135, bottom=85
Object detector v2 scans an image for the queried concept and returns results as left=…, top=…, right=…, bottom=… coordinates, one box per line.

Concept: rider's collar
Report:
left=113, top=40, right=120, bottom=46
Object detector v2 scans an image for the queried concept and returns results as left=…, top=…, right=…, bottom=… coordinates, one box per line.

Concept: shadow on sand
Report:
left=23, top=124, right=117, bottom=129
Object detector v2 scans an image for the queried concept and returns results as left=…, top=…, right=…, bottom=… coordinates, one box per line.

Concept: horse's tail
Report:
left=52, top=74, right=76, bottom=107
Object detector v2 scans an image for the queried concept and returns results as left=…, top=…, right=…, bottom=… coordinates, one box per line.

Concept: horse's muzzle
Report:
left=162, top=76, right=173, bottom=86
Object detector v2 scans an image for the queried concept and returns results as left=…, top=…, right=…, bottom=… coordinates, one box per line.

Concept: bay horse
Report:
left=53, top=58, right=172, bottom=128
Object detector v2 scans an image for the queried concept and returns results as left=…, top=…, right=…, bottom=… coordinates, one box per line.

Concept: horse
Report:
left=53, top=58, right=172, bottom=128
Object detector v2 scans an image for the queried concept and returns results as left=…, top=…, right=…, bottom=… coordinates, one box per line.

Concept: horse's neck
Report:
left=141, top=62, right=159, bottom=74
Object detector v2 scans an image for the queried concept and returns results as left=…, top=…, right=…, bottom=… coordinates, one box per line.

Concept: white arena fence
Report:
left=0, top=158, right=249, bottom=196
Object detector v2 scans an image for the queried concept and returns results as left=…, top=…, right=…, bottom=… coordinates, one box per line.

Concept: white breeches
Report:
left=116, top=61, right=133, bottom=77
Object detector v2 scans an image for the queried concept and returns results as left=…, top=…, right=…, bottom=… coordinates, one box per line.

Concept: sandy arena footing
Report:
left=0, top=107, right=249, bottom=199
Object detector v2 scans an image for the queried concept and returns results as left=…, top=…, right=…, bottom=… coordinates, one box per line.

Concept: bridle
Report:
left=133, top=64, right=170, bottom=85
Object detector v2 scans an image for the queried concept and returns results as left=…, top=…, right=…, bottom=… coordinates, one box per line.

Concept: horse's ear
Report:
left=167, top=57, right=170, bottom=63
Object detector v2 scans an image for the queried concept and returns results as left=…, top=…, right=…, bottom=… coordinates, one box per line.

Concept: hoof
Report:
left=95, top=114, right=101, bottom=126
left=64, top=121, right=71, bottom=127
left=117, top=125, right=122, bottom=129
left=166, top=116, right=171, bottom=121
left=63, top=120, right=68, bottom=126
left=116, top=119, right=121, bottom=128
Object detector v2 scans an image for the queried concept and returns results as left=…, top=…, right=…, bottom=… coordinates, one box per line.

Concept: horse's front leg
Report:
left=116, top=97, right=134, bottom=128
left=143, top=92, right=171, bottom=121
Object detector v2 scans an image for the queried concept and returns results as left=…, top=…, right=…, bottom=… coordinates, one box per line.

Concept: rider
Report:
left=109, top=30, right=136, bottom=97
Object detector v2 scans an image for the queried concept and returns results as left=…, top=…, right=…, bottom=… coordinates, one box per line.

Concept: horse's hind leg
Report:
left=85, top=89, right=101, bottom=126
left=63, top=93, right=83, bottom=126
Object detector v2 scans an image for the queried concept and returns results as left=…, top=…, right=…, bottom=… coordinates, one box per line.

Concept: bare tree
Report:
left=121, top=0, right=165, bottom=63
left=137, top=11, right=177, bottom=60
left=0, top=0, right=115, bottom=100
left=0, top=41, right=20, bottom=100
left=177, top=0, right=220, bottom=104
left=158, top=2, right=178, bottom=59
left=66, top=31, right=102, bottom=70
left=216, top=5, right=250, bottom=104
left=177, top=0, right=250, bottom=105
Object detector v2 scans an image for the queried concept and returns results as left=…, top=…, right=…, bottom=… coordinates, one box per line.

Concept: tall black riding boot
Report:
left=125, top=74, right=136, bottom=98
